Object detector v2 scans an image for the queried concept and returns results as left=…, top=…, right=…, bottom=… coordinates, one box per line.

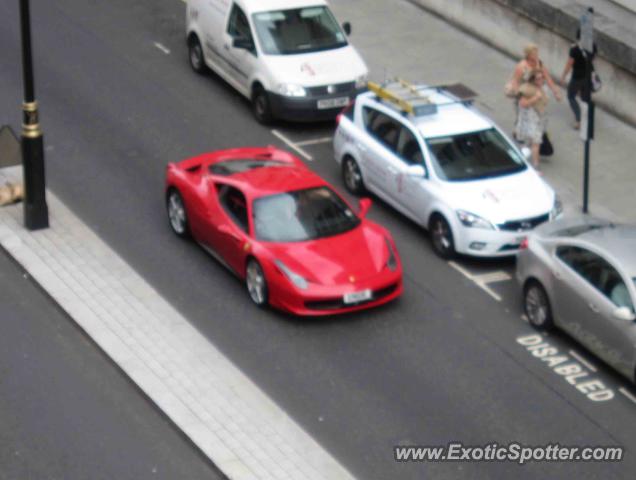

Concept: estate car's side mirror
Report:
left=406, top=164, right=426, bottom=177
left=613, top=306, right=636, bottom=322
left=342, top=22, right=352, bottom=36
left=358, top=197, right=372, bottom=218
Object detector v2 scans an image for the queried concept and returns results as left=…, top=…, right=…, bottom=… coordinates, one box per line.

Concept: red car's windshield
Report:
left=253, top=187, right=359, bottom=242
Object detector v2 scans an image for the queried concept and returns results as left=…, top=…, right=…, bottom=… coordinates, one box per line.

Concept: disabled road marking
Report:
left=153, top=42, right=171, bottom=55
left=448, top=261, right=511, bottom=302
left=271, top=129, right=313, bottom=161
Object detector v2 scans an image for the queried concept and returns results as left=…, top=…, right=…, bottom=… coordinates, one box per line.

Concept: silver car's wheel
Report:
left=167, top=189, right=189, bottom=237
left=429, top=215, right=455, bottom=259
left=246, top=259, right=268, bottom=307
left=524, top=282, right=553, bottom=330
left=188, top=36, right=206, bottom=74
left=342, top=156, right=365, bottom=195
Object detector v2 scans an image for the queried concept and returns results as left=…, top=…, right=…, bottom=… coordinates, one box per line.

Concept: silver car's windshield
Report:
left=252, top=7, right=347, bottom=55
left=425, top=128, right=527, bottom=181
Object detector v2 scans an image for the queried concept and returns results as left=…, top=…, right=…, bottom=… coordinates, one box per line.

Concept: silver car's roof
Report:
left=540, top=215, right=636, bottom=277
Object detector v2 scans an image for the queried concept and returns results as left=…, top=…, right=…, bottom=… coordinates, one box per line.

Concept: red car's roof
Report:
left=176, top=147, right=328, bottom=198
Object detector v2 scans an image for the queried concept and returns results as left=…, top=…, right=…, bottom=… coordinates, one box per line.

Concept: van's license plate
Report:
left=343, top=289, right=372, bottom=304
left=317, top=97, right=349, bottom=109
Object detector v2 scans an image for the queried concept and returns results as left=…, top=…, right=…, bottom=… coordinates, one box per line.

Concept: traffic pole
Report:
left=19, top=0, right=49, bottom=230
left=579, top=7, right=595, bottom=214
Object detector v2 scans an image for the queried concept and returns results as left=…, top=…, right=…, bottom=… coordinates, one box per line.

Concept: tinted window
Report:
left=253, top=187, right=359, bottom=242
left=556, top=246, right=634, bottom=309
left=363, top=107, right=400, bottom=153
left=252, top=7, right=347, bottom=55
left=217, top=184, right=249, bottom=233
left=426, top=128, right=527, bottom=181
left=396, top=126, right=423, bottom=165
left=228, top=4, right=254, bottom=46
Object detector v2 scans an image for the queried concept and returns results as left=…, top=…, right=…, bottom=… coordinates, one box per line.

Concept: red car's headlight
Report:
left=275, top=260, right=309, bottom=290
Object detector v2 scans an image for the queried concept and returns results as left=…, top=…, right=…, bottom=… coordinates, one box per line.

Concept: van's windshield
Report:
left=252, top=7, right=347, bottom=55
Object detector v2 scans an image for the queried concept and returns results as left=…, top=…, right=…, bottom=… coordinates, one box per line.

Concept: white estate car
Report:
left=186, top=0, right=368, bottom=123
left=334, top=82, right=562, bottom=258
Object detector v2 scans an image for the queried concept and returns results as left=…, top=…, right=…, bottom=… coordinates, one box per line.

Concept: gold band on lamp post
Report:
left=22, top=101, right=42, bottom=139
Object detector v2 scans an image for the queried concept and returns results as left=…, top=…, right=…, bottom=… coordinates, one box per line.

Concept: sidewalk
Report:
left=332, top=0, right=636, bottom=224
left=0, top=165, right=354, bottom=480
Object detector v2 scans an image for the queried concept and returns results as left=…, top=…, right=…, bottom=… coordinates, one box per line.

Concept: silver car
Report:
left=516, top=215, right=636, bottom=382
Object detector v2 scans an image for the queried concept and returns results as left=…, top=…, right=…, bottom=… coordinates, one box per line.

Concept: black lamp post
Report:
left=19, top=0, right=49, bottom=230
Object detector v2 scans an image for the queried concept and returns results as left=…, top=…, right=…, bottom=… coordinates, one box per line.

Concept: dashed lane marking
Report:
left=448, top=261, right=505, bottom=302
left=154, top=42, right=171, bottom=55
left=295, top=136, right=333, bottom=147
left=619, top=387, right=636, bottom=405
left=569, top=350, right=598, bottom=373
left=271, top=129, right=313, bottom=161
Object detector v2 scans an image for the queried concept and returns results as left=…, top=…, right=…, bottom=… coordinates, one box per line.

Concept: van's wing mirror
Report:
left=342, top=22, right=352, bottom=36
left=613, top=306, right=636, bottom=322
left=232, top=36, right=254, bottom=51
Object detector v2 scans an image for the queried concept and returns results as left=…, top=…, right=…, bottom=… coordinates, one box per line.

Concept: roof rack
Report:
left=368, top=79, right=478, bottom=117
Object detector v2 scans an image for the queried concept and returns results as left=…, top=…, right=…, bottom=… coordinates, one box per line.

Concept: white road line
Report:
left=569, top=350, right=598, bottom=372
left=447, top=261, right=502, bottom=302
left=154, top=42, right=171, bottom=55
left=271, top=129, right=313, bottom=161
left=471, top=271, right=512, bottom=284
left=295, top=137, right=333, bottom=147
left=619, top=387, right=636, bottom=405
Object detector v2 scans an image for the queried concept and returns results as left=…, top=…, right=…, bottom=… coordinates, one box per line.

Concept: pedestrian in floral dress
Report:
left=515, top=69, right=549, bottom=171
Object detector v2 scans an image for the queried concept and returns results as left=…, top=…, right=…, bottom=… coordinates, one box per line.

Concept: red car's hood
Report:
left=266, top=223, right=389, bottom=286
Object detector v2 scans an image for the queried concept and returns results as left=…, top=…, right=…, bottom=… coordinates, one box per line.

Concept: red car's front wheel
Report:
left=246, top=259, right=268, bottom=307
left=167, top=189, right=189, bottom=238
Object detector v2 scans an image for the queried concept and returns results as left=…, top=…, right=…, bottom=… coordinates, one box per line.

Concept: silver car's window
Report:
left=556, top=246, right=634, bottom=309
left=252, top=7, right=347, bottom=55
left=425, top=128, right=527, bottom=181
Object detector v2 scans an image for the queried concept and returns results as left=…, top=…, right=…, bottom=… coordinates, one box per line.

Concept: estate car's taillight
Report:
left=519, top=237, right=529, bottom=250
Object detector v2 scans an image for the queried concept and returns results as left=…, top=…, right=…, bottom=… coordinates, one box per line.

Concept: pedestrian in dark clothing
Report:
left=560, top=30, right=597, bottom=129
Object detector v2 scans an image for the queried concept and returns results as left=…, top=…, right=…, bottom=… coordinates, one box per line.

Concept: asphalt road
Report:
left=1, top=0, right=635, bottom=478
left=0, top=247, right=225, bottom=480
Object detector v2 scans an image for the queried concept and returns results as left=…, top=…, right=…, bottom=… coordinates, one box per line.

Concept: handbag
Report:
left=539, top=132, right=554, bottom=156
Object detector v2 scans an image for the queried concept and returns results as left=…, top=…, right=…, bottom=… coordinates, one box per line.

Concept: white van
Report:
left=186, top=0, right=369, bottom=123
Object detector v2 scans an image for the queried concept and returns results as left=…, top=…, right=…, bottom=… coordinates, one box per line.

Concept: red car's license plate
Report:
left=343, top=289, right=372, bottom=304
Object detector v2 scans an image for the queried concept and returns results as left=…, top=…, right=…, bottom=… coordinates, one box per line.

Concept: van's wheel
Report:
left=429, top=214, right=455, bottom=259
left=188, top=35, right=206, bottom=74
left=342, top=156, right=365, bottom=195
left=246, top=259, right=268, bottom=307
left=252, top=87, right=273, bottom=124
left=524, top=281, right=554, bottom=330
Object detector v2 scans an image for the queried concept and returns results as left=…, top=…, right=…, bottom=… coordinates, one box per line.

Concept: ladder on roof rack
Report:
left=367, top=79, right=479, bottom=116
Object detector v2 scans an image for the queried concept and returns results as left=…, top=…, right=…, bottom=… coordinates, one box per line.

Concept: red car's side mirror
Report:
left=358, top=198, right=372, bottom=218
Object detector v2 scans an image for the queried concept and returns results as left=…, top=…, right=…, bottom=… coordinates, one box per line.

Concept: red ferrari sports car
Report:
left=165, top=146, right=403, bottom=316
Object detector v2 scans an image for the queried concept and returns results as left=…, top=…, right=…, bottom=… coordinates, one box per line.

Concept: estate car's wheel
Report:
left=188, top=35, right=206, bottom=74
left=429, top=214, right=456, bottom=259
left=246, top=259, right=268, bottom=307
left=167, top=189, right=189, bottom=238
left=524, top=281, right=554, bottom=330
left=342, top=156, right=365, bottom=195
left=252, top=87, right=273, bottom=124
